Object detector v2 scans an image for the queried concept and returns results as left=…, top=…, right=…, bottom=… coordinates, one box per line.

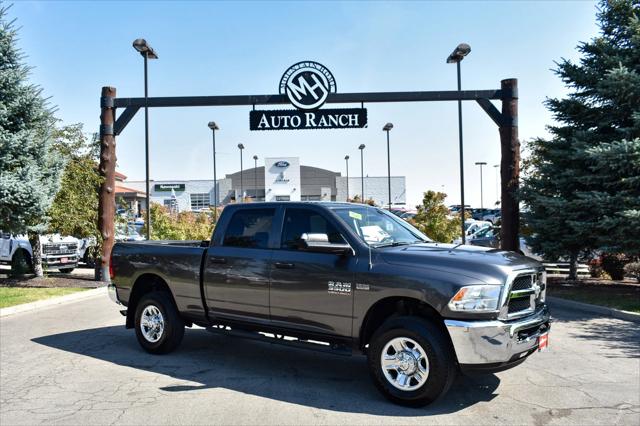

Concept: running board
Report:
left=205, top=325, right=352, bottom=356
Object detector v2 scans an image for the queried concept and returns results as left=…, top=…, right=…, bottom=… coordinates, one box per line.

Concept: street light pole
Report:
left=133, top=38, right=158, bottom=240
left=447, top=42, right=471, bottom=244
left=344, top=155, right=350, bottom=201
left=253, top=155, right=258, bottom=200
left=383, top=123, right=394, bottom=210
left=238, top=143, right=244, bottom=202
left=207, top=121, right=219, bottom=221
left=493, top=164, right=500, bottom=206
left=475, top=161, right=487, bottom=218
left=358, top=144, right=366, bottom=202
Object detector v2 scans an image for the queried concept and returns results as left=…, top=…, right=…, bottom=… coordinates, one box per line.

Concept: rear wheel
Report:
left=134, top=291, right=184, bottom=354
left=367, top=316, right=457, bottom=407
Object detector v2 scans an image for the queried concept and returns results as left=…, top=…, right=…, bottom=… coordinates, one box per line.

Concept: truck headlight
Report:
left=448, top=285, right=502, bottom=312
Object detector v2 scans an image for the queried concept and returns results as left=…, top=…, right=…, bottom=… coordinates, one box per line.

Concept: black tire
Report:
left=10, top=250, right=33, bottom=276
left=59, top=268, right=75, bottom=273
left=367, top=316, right=457, bottom=407
left=134, top=291, right=184, bottom=354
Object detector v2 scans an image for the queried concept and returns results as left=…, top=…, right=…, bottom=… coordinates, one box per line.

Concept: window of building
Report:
left=190, top=193, right=210, bottom=210
left=275, top=195, right=290, bottom=201
left=301, top=195, right=321, bottom=201
left=281, top=208, right=346, bottom=250
left=223, top=208, right=275, bottom=249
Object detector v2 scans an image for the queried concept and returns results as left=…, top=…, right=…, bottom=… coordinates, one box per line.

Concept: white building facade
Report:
left=124, top=157, right=406, bottom=212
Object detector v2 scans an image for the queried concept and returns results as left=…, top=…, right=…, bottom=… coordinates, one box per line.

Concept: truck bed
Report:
left=111, top=241, right=209, bottom=320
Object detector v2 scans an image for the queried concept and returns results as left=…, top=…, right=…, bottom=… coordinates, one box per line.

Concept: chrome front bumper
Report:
left=107, top=284, right=121, bottom=305
left=445, top=305, right=550, bottom=366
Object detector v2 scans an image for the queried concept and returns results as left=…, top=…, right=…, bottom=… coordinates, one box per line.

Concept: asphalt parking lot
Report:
left=1, top=294, right=638, bottom=425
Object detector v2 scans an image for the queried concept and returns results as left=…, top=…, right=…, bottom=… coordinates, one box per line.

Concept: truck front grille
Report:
left=506, top=272, right=545, bottom=317
left=43, top=243, right=78, bottom=256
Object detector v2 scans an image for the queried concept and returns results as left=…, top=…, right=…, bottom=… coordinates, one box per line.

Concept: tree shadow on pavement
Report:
left=550, top=308, right=640, bottom=358
left=33, top=326, right=500, bottom=416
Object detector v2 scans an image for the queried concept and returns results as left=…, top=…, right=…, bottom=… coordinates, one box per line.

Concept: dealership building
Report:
left=122, top=157, right=406, bottom=213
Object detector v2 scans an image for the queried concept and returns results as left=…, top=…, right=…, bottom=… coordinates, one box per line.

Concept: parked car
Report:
left=77, top=237, right=97, bottom=265
left=399, top=211, right=417, bottom=221
left=448, top=204, right=470, bottom=214
left=467, top=226, right=541, bottom=260
left=0, top=232, right=80, bottom=273
left=482, top=209, right=501, bottom=224
left=109, top=202, right=550, bottom=407
left=116, top=224, right=145, bottom=242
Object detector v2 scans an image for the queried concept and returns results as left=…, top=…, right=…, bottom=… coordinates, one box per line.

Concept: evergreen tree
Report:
left=0, top=4, right=63, bottom=276
left=522, top=0, right=640, bottom=279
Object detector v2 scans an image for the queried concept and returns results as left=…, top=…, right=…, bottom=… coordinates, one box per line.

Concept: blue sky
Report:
left=11, top=0, right=598, bottom=207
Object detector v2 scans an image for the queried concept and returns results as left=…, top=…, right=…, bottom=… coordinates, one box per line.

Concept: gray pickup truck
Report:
left=109, top=202, right=550, bottom=407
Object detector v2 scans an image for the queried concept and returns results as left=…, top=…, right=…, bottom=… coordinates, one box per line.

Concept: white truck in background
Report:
left=0, top=232, right=80, bottom=273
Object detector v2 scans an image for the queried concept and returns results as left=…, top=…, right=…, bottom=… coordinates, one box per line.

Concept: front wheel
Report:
left=134, top=291, right=184, bottom=354
left=367, top=316, right=457, bottom=407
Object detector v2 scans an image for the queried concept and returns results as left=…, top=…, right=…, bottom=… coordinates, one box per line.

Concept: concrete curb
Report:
left=0, top=287, right=106, bottom=318
left=547, top=296, right=640, bottom=323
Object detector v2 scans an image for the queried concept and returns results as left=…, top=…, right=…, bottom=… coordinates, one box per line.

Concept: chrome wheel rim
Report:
left=140, top=305, right=164, bottom=343
left=380, top=337, right=429, bottom=391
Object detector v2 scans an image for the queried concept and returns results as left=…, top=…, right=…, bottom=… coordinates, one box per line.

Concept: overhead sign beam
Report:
left=112, top=89, right=512, bottom=109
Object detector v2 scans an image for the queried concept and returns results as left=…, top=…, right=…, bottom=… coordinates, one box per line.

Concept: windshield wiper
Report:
left=373, top=241, right=415, bottom=248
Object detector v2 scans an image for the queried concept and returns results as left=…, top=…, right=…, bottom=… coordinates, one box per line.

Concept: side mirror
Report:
left=300, top=233, right=353, bottom=256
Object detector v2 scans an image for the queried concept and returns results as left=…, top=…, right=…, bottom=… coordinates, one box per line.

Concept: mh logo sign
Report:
left=280, top=61, right=336, bottom=110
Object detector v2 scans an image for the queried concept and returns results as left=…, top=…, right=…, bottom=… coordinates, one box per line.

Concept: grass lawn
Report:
left=0, top=287, right=90, bottom=309
left=549, top=285, right=640, bottom=313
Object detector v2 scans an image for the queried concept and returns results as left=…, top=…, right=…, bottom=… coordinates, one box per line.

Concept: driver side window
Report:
left=281, top=208, right=346, bottom=250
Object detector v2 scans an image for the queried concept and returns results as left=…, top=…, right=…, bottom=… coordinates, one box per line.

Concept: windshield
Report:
left=334, top=206, right=431, bottom=247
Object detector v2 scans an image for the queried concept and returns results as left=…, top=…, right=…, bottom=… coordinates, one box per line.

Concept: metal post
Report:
left=456, top=61, right=466, bottom=244
left=211, top=128, right=217, bottom=221
left=345, top=156, right=349, bottom=201
left=98, top=87, right=117, bottom=282
left=386, top=130, right=391, bottom=210
left=253, top=155, right=258, bottom=200
left=475, top=161, right=487, bottom=218
left=359, top=147, right=365, bottom=201
left=494, top=164, right=499, bottom=205
left=143, top=53, right=151, bottom=240
left=480, top=163, right=484, bottom=214
left=239, top=146, right=244, bottom=202
left=499, top=79, right=519, bottom=252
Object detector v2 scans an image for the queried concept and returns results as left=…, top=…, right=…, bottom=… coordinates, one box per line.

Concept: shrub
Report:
left=410, top=191, right=461, bottom=243
left=601, top=253, right=630, bottom=281
left=143, top=203, right=215, bottom=241
left=588, top=257, right=604, bottom=278
left=624, top=262, right=640, bottom=283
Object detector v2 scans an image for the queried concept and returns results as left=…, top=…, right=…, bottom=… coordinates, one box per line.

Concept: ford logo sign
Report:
left=274, top=161, right=290, bottom=168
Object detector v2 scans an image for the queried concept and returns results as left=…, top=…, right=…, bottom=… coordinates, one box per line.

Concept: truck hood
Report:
left=379, top=242, right=542, bottom=284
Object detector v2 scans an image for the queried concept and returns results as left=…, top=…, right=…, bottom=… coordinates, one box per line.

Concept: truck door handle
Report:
left=209, top=257, right=227, bottom=264
left=274, top=262, right=294, bottom=269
